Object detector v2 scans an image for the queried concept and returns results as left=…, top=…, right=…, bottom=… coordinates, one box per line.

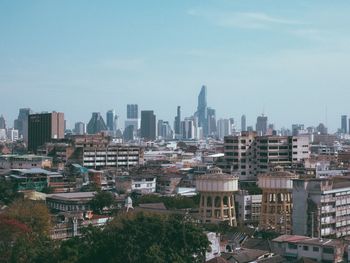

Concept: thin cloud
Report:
left=187, top=9, right=303, bottom=29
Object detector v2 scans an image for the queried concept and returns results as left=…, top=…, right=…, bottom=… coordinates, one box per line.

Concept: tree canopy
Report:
left=57, top=212, right=209, bottom=263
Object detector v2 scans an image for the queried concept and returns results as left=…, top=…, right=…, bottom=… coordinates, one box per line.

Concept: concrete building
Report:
left=271, top=235, right=344, bottom=263
left=77, top=144, right=142, bottom=169
left=258, top=167, right=298, bottom=234
left=196, top=167, right=238, bottom=226
left=0, top=154, right=52, bottom=169
left=115, top=176, right=156, bottom=194
left=140, top=110, right=156, bottom=141
left=235, top=190, right=262, bottom=227
left=223, top=132, right=310, bottom=181
left=293, top=176, right=350, bottom=238
left=86, top=112, right=107, bottom=134
left=28, top=112, right=65, bottom=153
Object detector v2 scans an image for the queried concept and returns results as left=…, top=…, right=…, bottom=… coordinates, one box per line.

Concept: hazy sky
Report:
left=1, top=0, right=350, bottom=131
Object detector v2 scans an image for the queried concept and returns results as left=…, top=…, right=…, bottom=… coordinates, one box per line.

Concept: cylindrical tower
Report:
left=196, top=167, right=239, bottom=226
left=258, top=166, right=298, bottom=234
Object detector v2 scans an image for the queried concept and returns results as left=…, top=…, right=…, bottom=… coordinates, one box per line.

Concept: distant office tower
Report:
left=0, top=115, right=6, bottom=129
left=181, top=118, right=196, bottom=139
left=0, top=129, right=6, bottom=140
left=197, top=85, right=208, bottom=137
left=14, top=108, right=32, bottom=143
left=7, top=128, right=19, bottom=142
left=87, top=112, right=107, bottom=134
left=241, top=115, right=246, bottom=132
left=28, top=112, right=64, bottom=153
left=316, top=123, right=327, bottom=135
left=114, top=115, right=119, bottom=131
left=106, top=110, right=115, bottom=131
left=292, top=124, right=305, bottom=136
left=256, top=115, right=268, bottom=136
left=141, top=111, right=156, bottom=140
left=158, top=120, right=172, bottom=140
left=127, top=104, right=138, bottom=119
left=207, top=107, right=216, bottom=136
left=74, top=122, right=86, bottom=135
left=217, top=119, right=230, bottom=139
left=174, top=106, right=181, bottom=138
left=341, top=115, right=347, bottom=134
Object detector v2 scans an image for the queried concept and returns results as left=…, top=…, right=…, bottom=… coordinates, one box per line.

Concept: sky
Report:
left=1, top=0, right=350, bottom=132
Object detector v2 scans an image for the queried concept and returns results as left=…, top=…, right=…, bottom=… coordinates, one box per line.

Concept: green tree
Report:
left=6, top=199, right=51, bottom=236
left=56, top=212, right=209, bottom=263
left=89, top=191, right=114, bottom=214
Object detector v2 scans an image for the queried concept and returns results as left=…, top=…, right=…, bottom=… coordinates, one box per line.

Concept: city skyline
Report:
left=2, top=1, right=350, bottom=131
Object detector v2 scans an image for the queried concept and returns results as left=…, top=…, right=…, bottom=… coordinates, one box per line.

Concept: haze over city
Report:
left=2, top=0, right=350, bottom=131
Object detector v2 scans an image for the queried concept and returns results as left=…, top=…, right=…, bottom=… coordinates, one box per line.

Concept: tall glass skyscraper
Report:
left=197, top=85, right=208, bottom=136
left=106, top=110, right=115, bottom=131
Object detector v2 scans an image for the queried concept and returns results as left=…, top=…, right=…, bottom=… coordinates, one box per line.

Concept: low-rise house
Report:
left=271, top=235, right=344, bottom=263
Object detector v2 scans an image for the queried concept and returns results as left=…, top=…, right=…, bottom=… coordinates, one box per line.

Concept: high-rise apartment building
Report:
left=223, top=132, right=310, bottom=180
left=87, top=112, right=107, bottom=134
left=158, top=120, right=172, bottom=140
left=140, top=110, right=156, bottom=140
left=197, top=85, right=208, bottom=137
left=256, top=115, right=268, bottom=136
left=28, top=112, right=64, bottom=153
left=293, top=177, right=350, bottom=238
left=241, top=115, right=246, bottom=132
left=106, top=110, right=115, bottom=131
left=341, top=115, right=347, bottom=134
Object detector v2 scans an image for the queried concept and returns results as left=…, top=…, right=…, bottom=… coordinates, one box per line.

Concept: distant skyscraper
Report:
left=158, top=120, right=172, bottom=140
left=207, top=107, right=216, bottom=136
left=341, top=115, right=347, bottom=134
left=181, top=118, right=195, bottom=139
left=197, top=85, right=208, bottom=136
left=7, top=128, right=19, bottom=142
left=14, top=108, right=32, bottom=143
left=292, top=124, right=305, bottom=136
left=106, top=110, right=115, bottom=131
left=141, top=110, right=156, bottom=140
left=174, top=106, right=181, bottom=138
left=87, top=112, right=107, bottom=134
left=217, top=119, right=230, bottom=139
left=316, top=123, right=328, bottom=135
left=241, top=115, right=246, bottom=132
left=127, top=104, right=138, bottom=119
left=0, top=115, right=6, bottom=129
left=28, top=112, right=64, bottom=153
left=256, top=115, right=268, bottom=136
left=74, top=122, right=86, bottom=135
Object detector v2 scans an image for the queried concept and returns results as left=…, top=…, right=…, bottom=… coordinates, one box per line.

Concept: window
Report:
left=313, top=247, right=319, bottom=252
left=323, top=247, right=334, bottom=254
left=288, top=243, right=297, bottom=250
left=135, top=184, right=141, bottom=188
left=303, top=246, right=309, bottom=251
